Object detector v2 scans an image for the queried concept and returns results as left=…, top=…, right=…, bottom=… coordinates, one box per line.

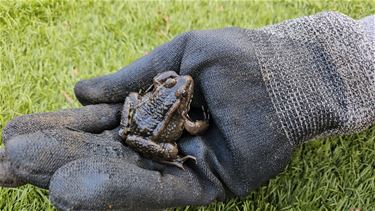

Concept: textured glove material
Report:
left=359, top=15, right=375, bottom=41
left=251, top=12, right=375, bottom=144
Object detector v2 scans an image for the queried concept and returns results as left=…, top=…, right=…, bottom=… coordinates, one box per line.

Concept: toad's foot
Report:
left=160, top=155, right=197, bottom=170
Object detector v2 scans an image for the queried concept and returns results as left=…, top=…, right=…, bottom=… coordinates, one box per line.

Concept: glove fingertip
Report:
left=74, top=72, right=131, bottom=105
left=74, top=79, right=104, bottom=105
left=0, top=148, right=25, bottom=187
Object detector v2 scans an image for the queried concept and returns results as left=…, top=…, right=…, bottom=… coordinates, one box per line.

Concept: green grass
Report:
left=0, top=0, right=374, bottom=210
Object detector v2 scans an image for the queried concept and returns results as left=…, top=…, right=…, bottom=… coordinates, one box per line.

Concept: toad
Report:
left=119, top=71, right=209, bottom=169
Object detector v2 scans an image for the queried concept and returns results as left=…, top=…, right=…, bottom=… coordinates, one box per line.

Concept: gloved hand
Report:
left=1, top=12, right=374, bottom=210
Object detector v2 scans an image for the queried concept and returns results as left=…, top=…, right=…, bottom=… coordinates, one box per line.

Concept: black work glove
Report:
left=1, top=12, right=374, bottom=210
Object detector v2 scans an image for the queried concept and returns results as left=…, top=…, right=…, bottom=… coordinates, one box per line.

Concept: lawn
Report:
left=0, top=0, right=374, bottom=210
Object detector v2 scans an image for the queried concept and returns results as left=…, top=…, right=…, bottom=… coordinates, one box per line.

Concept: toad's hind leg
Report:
left=126, top=135, right=195, bottom=170
left=119, top=92, right=140, bottom=139
left=126, top=135, right=178, bottom=160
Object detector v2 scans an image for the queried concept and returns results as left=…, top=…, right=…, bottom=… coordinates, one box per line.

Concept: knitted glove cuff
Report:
left=250, top=12, right=375, bottom=145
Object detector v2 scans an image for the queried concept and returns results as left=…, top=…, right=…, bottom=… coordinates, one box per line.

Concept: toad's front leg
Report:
left=182, top=109, right=209, bottom=135
left=119, top=92, right=140, bottom=139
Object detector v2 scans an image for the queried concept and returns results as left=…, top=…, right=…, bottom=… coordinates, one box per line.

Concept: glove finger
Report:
left=5, top=128, right=139, bottom=189
left=2, top=103, right=122, bottom=144
left=74, top=33, right=190, bottom=105
left=49, top=156, right=212, bottom=211
left=0, top=147, right=25, bottom=187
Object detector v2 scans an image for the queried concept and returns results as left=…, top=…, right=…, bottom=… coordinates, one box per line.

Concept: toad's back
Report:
left=132, top=88, right=178, bottom=135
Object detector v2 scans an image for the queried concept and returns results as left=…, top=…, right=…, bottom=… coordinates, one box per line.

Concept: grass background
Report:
left=0, top=0, right=374, bottom=210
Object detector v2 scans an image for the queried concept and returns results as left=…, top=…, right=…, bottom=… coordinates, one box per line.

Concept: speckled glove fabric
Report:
left=1, top=12, right=374, bottom=210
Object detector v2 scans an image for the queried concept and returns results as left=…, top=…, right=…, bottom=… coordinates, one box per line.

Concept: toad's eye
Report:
left=164, top=78, right=176, bottom=88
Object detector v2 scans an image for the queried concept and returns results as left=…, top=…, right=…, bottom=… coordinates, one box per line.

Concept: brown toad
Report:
left=119, top=71, right=209, bottom=169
